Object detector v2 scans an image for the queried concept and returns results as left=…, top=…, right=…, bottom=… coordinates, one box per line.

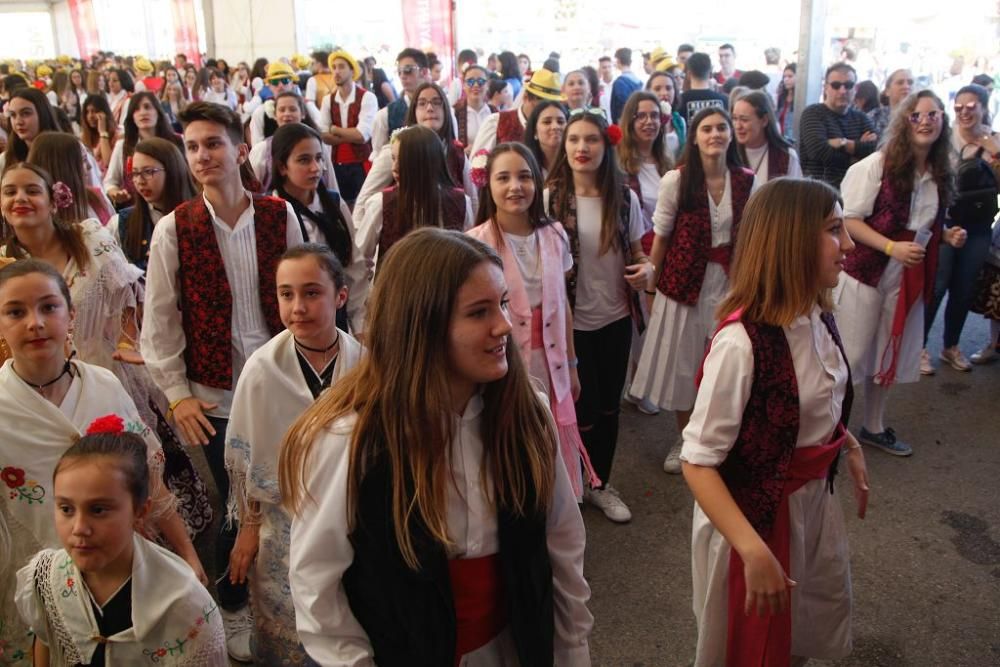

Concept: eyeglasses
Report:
left=465, top=77, right=487, bottom=88
left=827, top=81, right=855, bottom=91
left=416, top=97, right=444, bottom=109
left=397, top=65, right=420, bottom=76
left=131, top=167, right=165, bottom=182
left=908, top=110, right=942, bottom=125
left=953, top=102, right=979, bottom=115
left=268, top=77, right=292, bottom=86
left=633, top=111, right=661, bottom=123
left=569, top=107, right=606, bottom=120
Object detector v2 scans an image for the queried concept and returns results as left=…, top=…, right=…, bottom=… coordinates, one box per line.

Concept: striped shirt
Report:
left=799, top=103, right=878, bottom=189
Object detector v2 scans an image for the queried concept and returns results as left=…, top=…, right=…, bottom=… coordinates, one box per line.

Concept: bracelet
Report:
left=884, top=240, right=894, bottom=257
left=568, top=357, right=579, bottom=368
left=167, top=397, right=188, bottom=416
left=99, top=132, right=110, bottom=138
left=844, top=441, right=862, bottom=451
left=116, top=340, right=136, bottom=351
left=644, top=289, right=656, bottom=295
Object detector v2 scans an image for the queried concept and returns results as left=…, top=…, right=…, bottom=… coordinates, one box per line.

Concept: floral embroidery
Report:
left=2, top=466, right=45, bottom=504
left=0, top=618, right=30, bottom=663
left=57, top=554, right=78, bottom=598
left=143, top=602, right=219, bottom=662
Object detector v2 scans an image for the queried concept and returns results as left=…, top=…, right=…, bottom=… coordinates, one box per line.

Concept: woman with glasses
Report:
left=921, top=84, right=1000, bottom=374
left=834, top=91, right=966, bottom=458
left=103, top=92, right=184, bottom=207
left=453, top=64, right=496, bottom=152
left=732, top=90, right=802, bottom=183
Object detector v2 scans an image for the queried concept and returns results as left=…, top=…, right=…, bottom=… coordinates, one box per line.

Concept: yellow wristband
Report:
left=884, top=240, right=894, bottom=256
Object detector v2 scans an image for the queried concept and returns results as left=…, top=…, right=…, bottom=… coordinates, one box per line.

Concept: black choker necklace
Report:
left=13, top=358, right=74, bottom=391
left=294, top=332, right=340, bottom=353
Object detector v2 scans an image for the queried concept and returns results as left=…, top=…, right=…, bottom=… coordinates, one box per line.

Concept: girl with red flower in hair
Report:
left=630, top=107, right=758, bottom=475
left=544, top=107, right=651, bottom=523
left=0, top=259, right=204, bottom=662
left=14, top=416, right=225, bottom=665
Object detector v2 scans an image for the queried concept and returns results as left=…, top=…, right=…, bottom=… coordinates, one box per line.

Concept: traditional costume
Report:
left=467, top=222, right=599, bottom=500
left=630, top=167, right=757, bottom=411
left=225, top=328, right=362, bottom=663
left=0, top=360, right=171, bottom=663
left=15, top=535, right=225, bottom=665
left=682, top=306, right=854, bottom=666
left=288, top=394, right=593, bottom=666
left=318, top=53, right=377, bottom=204
left=833, top=152, right=943, bottom=386
left=742, top=144, right=802, bottom=183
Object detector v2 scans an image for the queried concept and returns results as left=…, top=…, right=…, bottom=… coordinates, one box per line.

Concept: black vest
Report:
left=342, top=448, right=555, bottom=666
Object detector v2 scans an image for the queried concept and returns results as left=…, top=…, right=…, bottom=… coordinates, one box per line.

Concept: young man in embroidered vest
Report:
left=304, top=49, right=335, bottom=106
left=470, top=67, right=565, bottom=156
left=141, top=101, right=303, bottom=663
left=248, top=62, right=322, bottom=146
left=369, top=48, right=428, bottom=154
left=318, top=49, right=377, bottom=206
left=453, top=64, right=496, bottom=153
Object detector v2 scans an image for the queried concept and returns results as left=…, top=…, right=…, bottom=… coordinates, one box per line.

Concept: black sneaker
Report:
left=859, top=427, right=913, bottom=457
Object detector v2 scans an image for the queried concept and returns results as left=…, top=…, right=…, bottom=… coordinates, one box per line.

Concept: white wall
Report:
left=209, top=0, right=298, bottom=63
left=50, top=0, right=80, bottom=58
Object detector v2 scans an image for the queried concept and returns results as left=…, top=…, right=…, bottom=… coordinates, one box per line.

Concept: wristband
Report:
left=884, top=240, right=894, bottom=257
left=116, top=340, right=136, bottom=351
left=99, top=132, right=110, bottom=138
left=167, top=397, right=189, bottom=418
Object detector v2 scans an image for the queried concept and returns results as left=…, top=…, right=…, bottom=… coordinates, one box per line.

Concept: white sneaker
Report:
left=584, top=485, right=632, bottom=523
left=623, top=392, right=660, bottom=415
left=663, top=438, right=683, bottom=475
left=220, top=605, right=253, bottom=663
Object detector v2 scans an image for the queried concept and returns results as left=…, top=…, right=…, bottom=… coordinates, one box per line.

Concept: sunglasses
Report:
left=268, top=77, right=292, bottom=86
left=569, top=107, right=606, bottom=120
left=397, top=65, right=420, bottom=75
left=954, top=102, right=979, bottom=115
left=465, top=77, right=487, bottom=88
left=827, top=81, right=855, bottom=91
left=908, top=110, right=942, bottom=125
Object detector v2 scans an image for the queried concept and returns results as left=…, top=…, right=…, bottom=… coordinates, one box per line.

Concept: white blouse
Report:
left=289, top=394, right=593, bottom=665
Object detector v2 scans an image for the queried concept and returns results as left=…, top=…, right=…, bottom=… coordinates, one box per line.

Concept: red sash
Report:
left=707, top=244, right=733, bottom=274
left=447, top=554, right=507, bottom=665
left=725, top=424, right=847, bottom=667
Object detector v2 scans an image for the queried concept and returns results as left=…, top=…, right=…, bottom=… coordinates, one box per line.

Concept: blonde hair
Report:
left=279, top=228, right=556, bottom=569
left=717, top=178, right=841, bottom=326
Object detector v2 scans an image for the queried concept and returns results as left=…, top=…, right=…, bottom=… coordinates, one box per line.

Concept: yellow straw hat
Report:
left=524, top=68, right=564, bottom=101
left=328, top=50, right=361, bottom=81
left=266, top=61, right=296, bottom=82
left=134, top=56, right=154, bottom=74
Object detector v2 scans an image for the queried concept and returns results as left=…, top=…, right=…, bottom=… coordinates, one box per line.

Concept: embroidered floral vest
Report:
left=768, top=147, right=791, bottom=179
left=379, top=186, right=467, bottom=262
left=717, top=313, right=854, bottom=539
left=446, top=140, right=466, bottom=188
left=454, top=100, right=497, bottom=148
left=657, top=166, right=755, bottom=305
left=174, top=195, right=287, bottom=389
left=496, top=109, right=525, bottom=144
left=330, top=84, right=373, bottom=163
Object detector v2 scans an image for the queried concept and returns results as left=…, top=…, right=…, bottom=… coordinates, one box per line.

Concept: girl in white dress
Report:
left=682, top=178, right=870, bottom=667
left=630, top=107, right=757, bottom=473
left=279, top=228, right=592, bottom=665
left=732, top=90, right=802, bottom=183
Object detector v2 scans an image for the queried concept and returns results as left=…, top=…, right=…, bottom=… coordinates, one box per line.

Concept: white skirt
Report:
left=690, top=478, right=853, bottom=666
left=833, top=263, right=924, bottom=385
left=630, top=263, right=729, bottom=411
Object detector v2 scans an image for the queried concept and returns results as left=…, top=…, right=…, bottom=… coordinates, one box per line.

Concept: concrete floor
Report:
left=200, top=309, right=999, bottom=667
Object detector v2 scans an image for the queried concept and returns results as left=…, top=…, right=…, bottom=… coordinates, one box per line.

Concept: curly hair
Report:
left=881, top=90, right=953, bottom=207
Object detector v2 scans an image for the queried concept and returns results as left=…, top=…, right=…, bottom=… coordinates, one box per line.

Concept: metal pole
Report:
left=793, top=0, right=827, bottom=143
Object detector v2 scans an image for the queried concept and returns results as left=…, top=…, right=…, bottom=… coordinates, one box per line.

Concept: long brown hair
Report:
left=881, top=90, right=953, bottom=206
left=1, top=162, right=90, bottom=272
left=617, top=90, right=673, bottom=177
left=125, top=138, right=197, bottom=260
left=677, top=107, right=743, bottom=211
left=718, top=178, right=841, bottom=326
left=474, top=142, right=553, bottom=249
left=3, top=88, right=61, bottom=165
left=279, top=228, right=557, bottom=570
left=732, top=90, right=792, bottom=166
left=80, top=94, right=118, bottom=150
left=122, top=92, right=183, bottom=159
left=393, top=125, right=456, bottom=232
left=404, top=82, right=457, bottom=143
left=26, top=133, right=109, bottom=226
left=546, top=111, right=624, bottom=255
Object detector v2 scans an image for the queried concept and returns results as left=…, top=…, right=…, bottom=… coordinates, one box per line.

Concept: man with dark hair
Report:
left=611, top=47, right=642, bottom=123
left=305, top=49, right=334, bottom=106
left=369, top=47, right=430, bottom=153
left=676, top=43, right=695, bottom=65
left=175, top=52, right=188, bottom=70
left=598, top=56, right=614, bottom=117
left=318, top=49, right=377, bottom=204
left=678, top=52, right=729, bottom=124
left=142, top=101, right=303, bottom=663
left=738, top=70, right=770, bottom=91
left=714, top=43, right=741, bottom=84
left=798, top=63, right=878, bottom=188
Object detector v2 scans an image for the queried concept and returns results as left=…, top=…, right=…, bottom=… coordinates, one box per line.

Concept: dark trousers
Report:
left=573, top=316, right=632, bottom=486
left=333, top=161, right=367, bottom=205
left=204, top=415, right=248, bottom=611
left=925, top=229, right=993, bottom=348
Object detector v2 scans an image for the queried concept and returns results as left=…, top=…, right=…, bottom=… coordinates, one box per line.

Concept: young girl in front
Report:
left=0, top=260, right=203, bottom=661
left=544, top=109, right=650, bottom=523
left=15, top=421, right=225, bottom=665
left=280, top=228, right=592, bottom=665
left=682, top=178, right=870, bottom=667
left=225, top=244, right=362, bottom=663
left=467, top=142, right=598, bottom=500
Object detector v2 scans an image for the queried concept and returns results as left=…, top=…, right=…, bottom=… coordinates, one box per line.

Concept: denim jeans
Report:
left=925, top=229, right=993, bottom=348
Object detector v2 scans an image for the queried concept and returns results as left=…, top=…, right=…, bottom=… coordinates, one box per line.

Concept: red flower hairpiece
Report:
left=86, top=414, right=126, bottom=435
left=607, top=124, right=623, bottom=147
left=51, top=181, right=74, bottom=210
left=469, top=149, right=490, bottom=189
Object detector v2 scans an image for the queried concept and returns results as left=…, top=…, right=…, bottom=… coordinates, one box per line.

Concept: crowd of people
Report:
left=0, top=39, right=997, bottom=666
